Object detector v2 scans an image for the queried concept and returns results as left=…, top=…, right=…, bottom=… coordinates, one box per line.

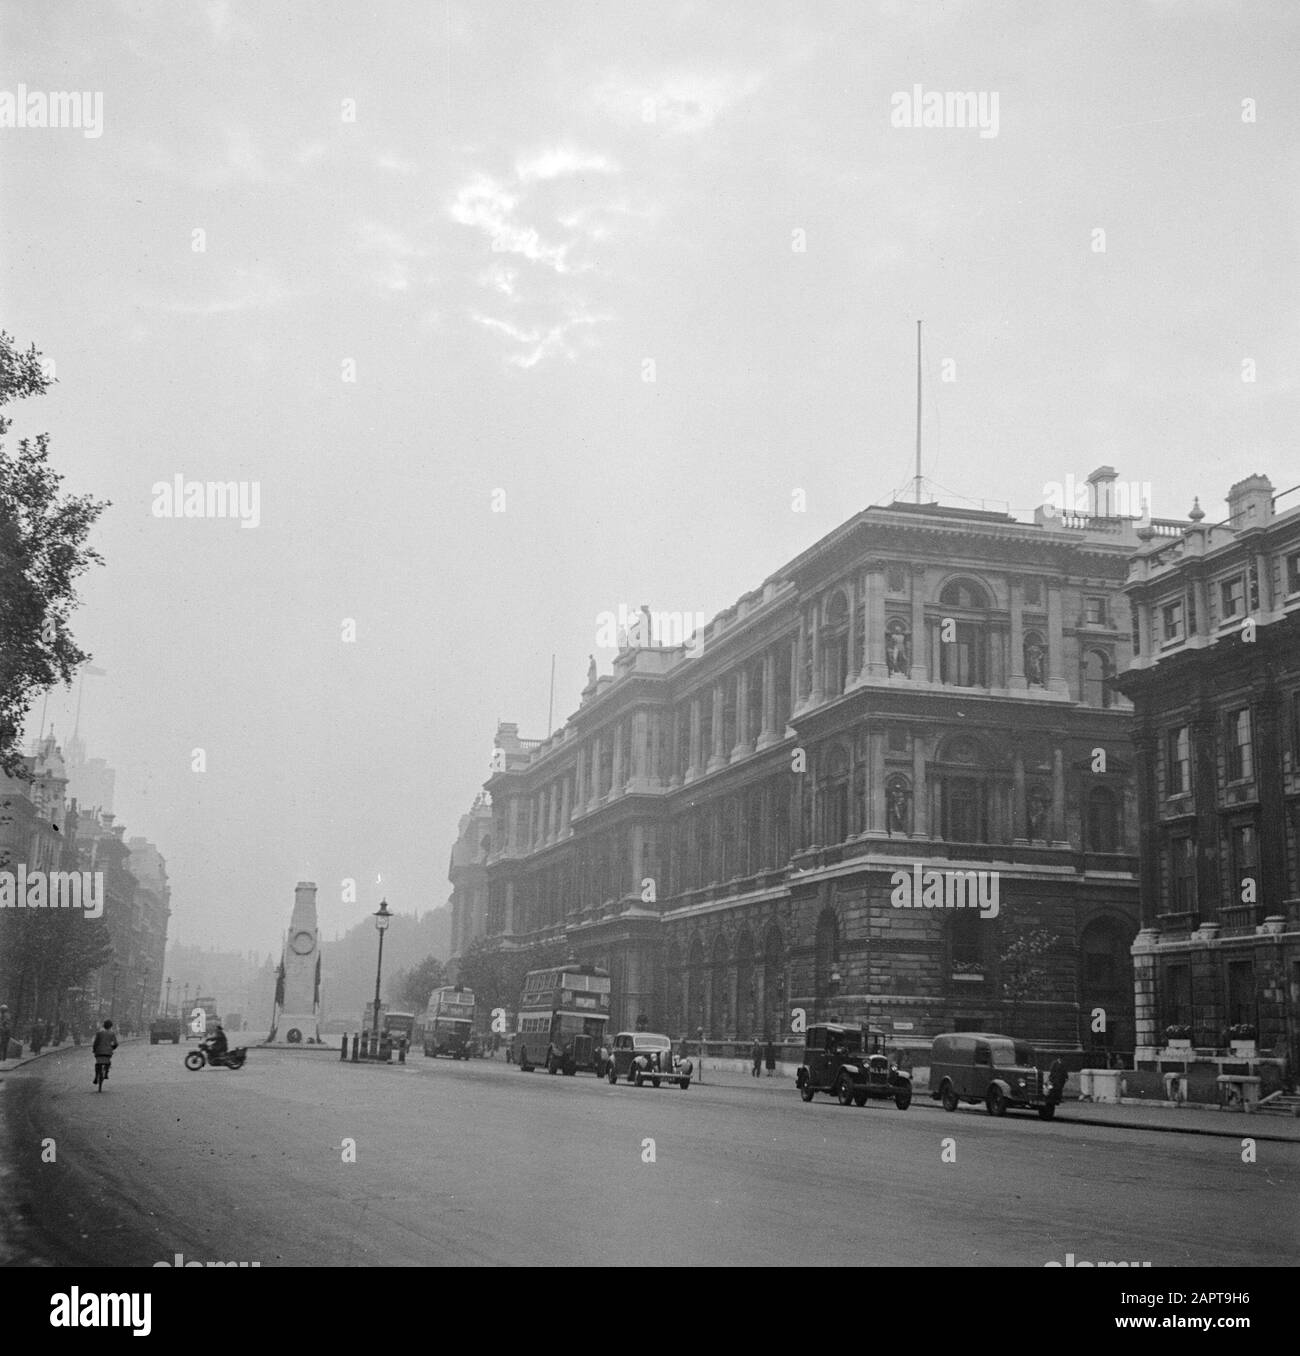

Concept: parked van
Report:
left=929, top=1031, right=1058, bottom=1119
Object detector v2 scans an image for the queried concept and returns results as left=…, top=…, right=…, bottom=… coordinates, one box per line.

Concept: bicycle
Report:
left=94, top=1056, right=111, bottom=1091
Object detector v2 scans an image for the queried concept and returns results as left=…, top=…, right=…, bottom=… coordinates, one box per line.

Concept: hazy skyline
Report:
left=3, top=0, right=1296, bottom=953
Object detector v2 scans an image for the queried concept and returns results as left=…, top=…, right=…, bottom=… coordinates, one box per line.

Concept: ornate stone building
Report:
left=484, top=472, right=1165, bottom=1049
left=1116, top=474, right=1300, bottom=1071
left=446, top=792, right=494, bottom=974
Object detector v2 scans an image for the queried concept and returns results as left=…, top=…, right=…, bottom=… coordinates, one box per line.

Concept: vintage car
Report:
left=149, top=1015, right=181, bottom=1045
left=606, top=1031, right=693, bottom=1089
left=929, top=1031, right=1059, bottom=1118
left=795, top=1023, right=912, bottom=1110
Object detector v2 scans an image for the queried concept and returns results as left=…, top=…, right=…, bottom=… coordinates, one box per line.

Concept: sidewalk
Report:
left=692, top=1060, right=1300, bottom=1141
left=0, top=1036, right=142, bottom=1074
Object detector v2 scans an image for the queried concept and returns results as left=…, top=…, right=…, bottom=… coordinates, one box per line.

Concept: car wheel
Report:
left=634, top=1074, right=644, bottom=1088
left=608, top=1068, right=617, bottom=1084
left=1037, top=1103, right=1056, bottom=1120
left=837, top=1078, right=855, bottom=1106
left=895, top=1086, right=912, bottom=1111
left=652, top=1077, right=661, bottom=1088
left=173, top=1036, right=180, bottom=1044
left=986, top=1086, right=1007, bottom=1117
left=680, top=1078, right=690, bottom=1090
left=940, top=1081, right=959, bottom=1113
left=853, top=1091, right=868, bottom=1107
left=800, top=1085, right=815, bottom=1102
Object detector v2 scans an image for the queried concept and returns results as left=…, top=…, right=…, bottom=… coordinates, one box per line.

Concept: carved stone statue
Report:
left=586, top=654, right=597, bottom=687
left=886, top=626, right=911, bottom=676
left=886, top=778, right=911, bottom=835
left=1024, top=639, right=1046, bottom=686
left=1027, top=789, right=1051, bottom=840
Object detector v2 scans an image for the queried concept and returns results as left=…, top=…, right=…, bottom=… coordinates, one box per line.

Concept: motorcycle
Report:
left=184, top=1039, right=247, bottom=1071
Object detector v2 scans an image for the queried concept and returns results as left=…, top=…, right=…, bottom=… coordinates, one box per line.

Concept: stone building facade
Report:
left=446, top=792, right=494, bottom=973
left=1116, top=474, right=1300, bottom=1072
left=484, top=473, right=1163, bottom=1049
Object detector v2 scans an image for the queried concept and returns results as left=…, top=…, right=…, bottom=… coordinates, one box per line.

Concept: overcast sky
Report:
left=3, top=0, right=1296, bottom=953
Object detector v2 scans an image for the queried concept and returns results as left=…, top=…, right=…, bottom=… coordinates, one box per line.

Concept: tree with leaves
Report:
left=386, top=954, right=447, bottom=1012
left=999, top=919, right=1062, bottom=1037
left=0, top=331, right=108, bottom=782
left=456, top=937, right=569, bottom=1018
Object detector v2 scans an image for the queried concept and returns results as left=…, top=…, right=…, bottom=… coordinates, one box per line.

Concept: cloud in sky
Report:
left=449, top=144, right=627, bottom=366
left=587, top=67, right=766, bottom=134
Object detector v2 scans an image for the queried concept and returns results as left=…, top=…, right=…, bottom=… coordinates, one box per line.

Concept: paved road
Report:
left=4, top=1041, right=1296, bottom=1267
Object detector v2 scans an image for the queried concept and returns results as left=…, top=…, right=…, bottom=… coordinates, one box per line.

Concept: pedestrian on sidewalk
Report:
left=0, top=1005, right=10, bottom=1061
left=764, top=1036, right=776, bottom=1077
left=750, top=1036, right=762, bottom=1078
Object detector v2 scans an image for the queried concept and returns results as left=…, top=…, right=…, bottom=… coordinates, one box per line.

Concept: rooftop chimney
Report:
left=1226, top=474, right=1273, bottom=529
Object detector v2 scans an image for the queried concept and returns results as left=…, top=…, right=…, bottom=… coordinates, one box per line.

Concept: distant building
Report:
left=446, top=792, right=494, bottom=972
left=1116, top=474, right=1300, bottom=1070
left=482, top=471, right=1167, bottom=1048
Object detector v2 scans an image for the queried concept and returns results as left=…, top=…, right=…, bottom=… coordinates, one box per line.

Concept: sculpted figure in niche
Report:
left=886, top=777, right=912, bottom=835
left=1027, top=788, right=1051, bottom=840
left=1024, top=638, right=1047, bottom=686
left=886, top=624, right=911, bottom=676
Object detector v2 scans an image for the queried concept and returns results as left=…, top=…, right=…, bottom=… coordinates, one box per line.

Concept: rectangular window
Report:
left=1288, top=551, right=1300, bottom=596
left=1226, top=708, right=1253, bottom=781
left=941, top=623, right=984, bottom=687
left=1167, top=726, right=1190, bottom=795
left=1084, top=596, right=1106, bottom=625
left=1166, top=963, right=1192, bottom=1027
left=1230, top=822, right=1258, bottom=904
left=1227, top=959, right=1254, bottom=1028
left=1220, top=576, right=1245, bottom=619
left=1162, top=600, right=1184, bottom=643
left=1170, top=836, right=1197, bottom=912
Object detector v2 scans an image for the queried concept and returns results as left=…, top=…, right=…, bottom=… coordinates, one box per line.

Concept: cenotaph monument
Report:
left=269, top=881, right=323, bottom=1044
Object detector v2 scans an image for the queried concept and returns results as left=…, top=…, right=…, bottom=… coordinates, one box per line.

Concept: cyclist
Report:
left=92, top=1019, right=118, bottom=1085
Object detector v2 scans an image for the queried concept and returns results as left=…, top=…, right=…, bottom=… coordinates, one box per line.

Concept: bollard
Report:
left=398, top=1039, right=406, bottom=1064
left=341, top=1034, right=347, bottom=1061
left=351, top=1033, right=359, bottom=1063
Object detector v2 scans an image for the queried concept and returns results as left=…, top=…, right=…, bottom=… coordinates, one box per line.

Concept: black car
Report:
left=606, top=1032, right=693, bottom=1089
left=796, top=1023, right=912, bottom=1110
left=149, top=1015, right=181, bottom=1045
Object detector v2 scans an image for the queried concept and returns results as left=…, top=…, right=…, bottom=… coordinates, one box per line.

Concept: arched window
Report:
left=709, top=934, right=729, bottom=1038
left=937, top=736, right=993, bottom=843
left=823, top=591, right=850, bottom=697
left=939, top=579, right=990, bottom=687
left=1086, top=786, right=1119, bottom=852
left=824, top=744, right=851, bottom=844
left=1082, top=649, right=1111, bottom=707
left=1079, top=918, right=1132, bottom=1048
left=735, top=930, right=755, bottom=1039
left=763, top=924, right=784, bottom=1038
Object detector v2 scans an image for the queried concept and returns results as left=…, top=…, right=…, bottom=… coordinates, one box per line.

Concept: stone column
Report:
left=687, top=696, right=702, bottom=782
left=631, top=709, right=648, bottom=789
left=575, top=743, right=587, bottom=811
left=611, top=719, right=625, bottom=793
left=867, top=565, right=887, bottom=679
left=589, top=734, right=602, bottom=807
left=757, top=649, right=778, bottom=749
left=1012, top=748, right=1027, bottom=843
left=1192, top=574, right=1209, bottom=642
left=870, top=729, right=886, bottom=833
left=1051, top=745, right=1067, bottom=844
left=708, top=684, right=726, bottom=773
left=846, top=574, right=860, bottom=686
left=732, top=667, right=752, bottom=759
left=1009, top=576, right=1026, bottom=691
left=911, top=737, right=929, bottom=837
left=560, top=771, right=572, bottom=832
left=910, top=565, right=928, bottom=682
left=794, top=614, right=807, bottom=709
left=809, top=599, right=825, bottom=707
left=1046, top=577, right=1069, bottom=695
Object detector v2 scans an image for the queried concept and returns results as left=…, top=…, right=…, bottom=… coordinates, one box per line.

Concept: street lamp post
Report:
left=110, top=963, right=121, bottom=1024
left=165, top=976, right=172, bottom=1018
left=138, top=969, right=149, bottom=1031
left=370, top=899, right=393, bottom=1056
left=828, top=967, right=842, bottom=1025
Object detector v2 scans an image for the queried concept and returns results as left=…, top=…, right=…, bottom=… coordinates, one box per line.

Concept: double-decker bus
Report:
left=421, top=986, right=476, bottom=1059
left=515, top=964, right=610, bottom=1075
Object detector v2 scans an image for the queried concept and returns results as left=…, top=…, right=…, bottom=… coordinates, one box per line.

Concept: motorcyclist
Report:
left=206, top=1023, right=229, bottom=1064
